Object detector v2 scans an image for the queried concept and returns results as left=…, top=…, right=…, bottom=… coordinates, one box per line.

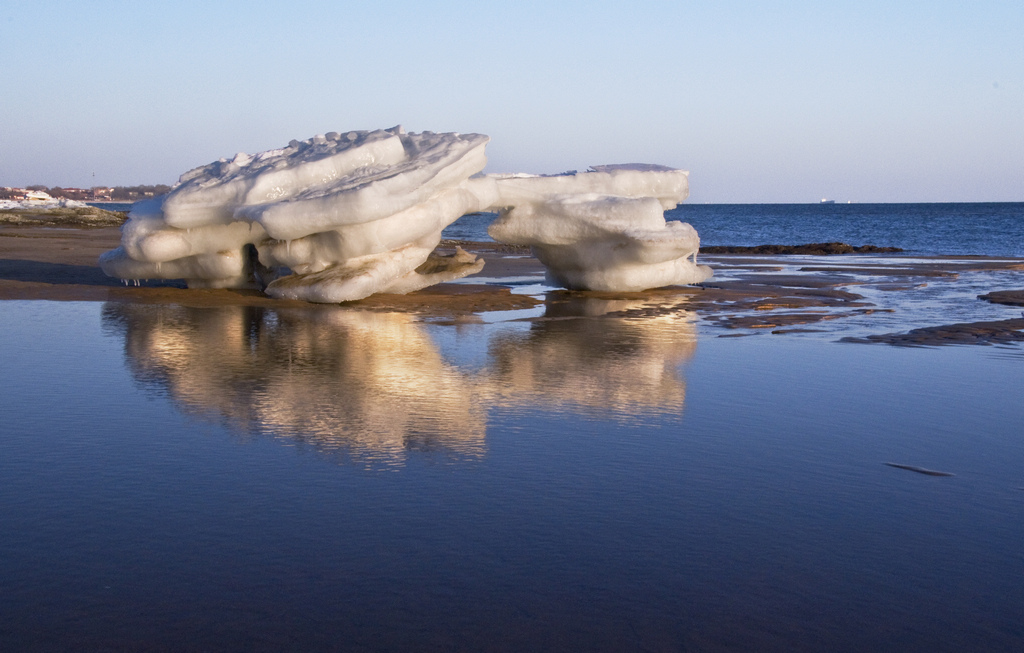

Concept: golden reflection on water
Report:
left=486, top=295, right=697, bottom=419
left=103, top=297, right=697, bottom=465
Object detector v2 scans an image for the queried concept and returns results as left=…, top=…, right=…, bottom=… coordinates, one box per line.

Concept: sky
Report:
left=1, top=0, right=1021, bottom=203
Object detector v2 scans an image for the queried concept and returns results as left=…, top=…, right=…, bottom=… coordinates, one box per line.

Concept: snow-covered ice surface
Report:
left=0, top=198, right=88, bottom=210
left=100, top=128, right=710, bottom=301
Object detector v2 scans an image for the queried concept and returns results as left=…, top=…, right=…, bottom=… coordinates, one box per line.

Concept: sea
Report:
left=444, top=202, right=1024, bottom=258
left=96, top=201, right=1024, bottom=257
left=4, top=202, right=1023, bottom=651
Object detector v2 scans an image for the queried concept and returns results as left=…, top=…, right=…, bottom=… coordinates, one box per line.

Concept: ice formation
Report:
left=478, top=165, right=712, bottom=291
left=100, top=127, right=488, bottom=300
left=100, top=127, right=711, bottom=301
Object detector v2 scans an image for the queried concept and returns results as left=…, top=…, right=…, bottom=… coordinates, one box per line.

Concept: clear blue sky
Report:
left=1, top=0, right=1021, bottom=202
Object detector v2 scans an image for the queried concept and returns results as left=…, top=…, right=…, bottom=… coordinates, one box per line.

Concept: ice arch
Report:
left=100, top=128, right=711, bottom=301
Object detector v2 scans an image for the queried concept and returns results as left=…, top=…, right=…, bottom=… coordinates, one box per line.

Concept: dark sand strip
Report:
left=842, top=319, right=1024, bottom=347
left=979, top=290, right=1024, bottom=307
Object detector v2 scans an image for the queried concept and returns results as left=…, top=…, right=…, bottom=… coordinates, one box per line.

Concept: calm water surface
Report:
left=676, top=202, right=1024, bottom=257
left=445, top=203, right=1024, bottom=258
left=2, top=300, right=1023, bottom=651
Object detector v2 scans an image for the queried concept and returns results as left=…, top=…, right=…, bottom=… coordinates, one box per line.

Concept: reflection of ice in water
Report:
left=486, top=295, right=697, bottom=422
left=104, top=304, right=488, bottom=466
left=103, top=298, right=698, bottom=464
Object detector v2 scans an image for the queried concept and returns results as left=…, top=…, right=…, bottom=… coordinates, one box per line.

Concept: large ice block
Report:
left=99, top=130, right=711, bottom=301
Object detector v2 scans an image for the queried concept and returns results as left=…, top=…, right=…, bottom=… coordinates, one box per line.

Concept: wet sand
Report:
left=0, top=227, right=539, bottom=315
left=3, top=224, right=1024, bottom=346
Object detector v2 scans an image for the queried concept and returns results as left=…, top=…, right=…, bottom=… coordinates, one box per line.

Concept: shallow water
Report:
left=2, top=300, right=1024, bottom=651
left=701, top=254, right=1024, bottom=339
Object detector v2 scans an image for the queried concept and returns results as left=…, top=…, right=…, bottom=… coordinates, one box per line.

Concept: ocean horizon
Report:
left=437, top=202, right=1024, bottom=257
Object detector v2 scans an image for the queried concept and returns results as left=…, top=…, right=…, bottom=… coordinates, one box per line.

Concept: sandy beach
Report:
left=0, top=225, right=538, bottom=312
left=2, top=220, right=1024, bottom=345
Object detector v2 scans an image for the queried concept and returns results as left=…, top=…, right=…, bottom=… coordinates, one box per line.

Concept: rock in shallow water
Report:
left=842, top=318, right=1024, bottom=347
left=700, top=242, right=903, bottom=255
left=978, top=290, right=1024, bottom=307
